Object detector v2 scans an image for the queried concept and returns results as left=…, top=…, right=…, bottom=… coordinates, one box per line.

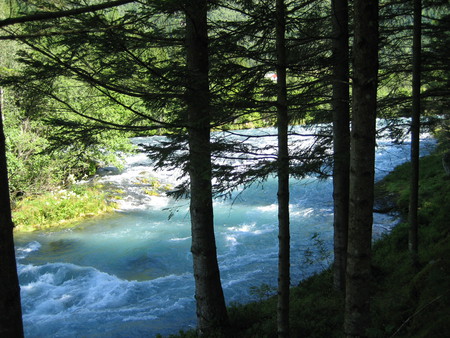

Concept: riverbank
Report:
left=171, top=151, right=450, bottom=337
left=12, top=184, right=118, bottom=232
left=12, top=170, right=174, bottom=232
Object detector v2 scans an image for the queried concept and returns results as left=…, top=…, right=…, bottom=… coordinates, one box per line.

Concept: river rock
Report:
left=96, top=166, right=121, bottom=176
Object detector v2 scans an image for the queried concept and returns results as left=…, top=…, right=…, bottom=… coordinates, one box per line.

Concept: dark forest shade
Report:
left=331, top=0, right=350, bottom=293
left=344, top=0, right=379, bottom=336
left=408, top=0, right=422, bottom=268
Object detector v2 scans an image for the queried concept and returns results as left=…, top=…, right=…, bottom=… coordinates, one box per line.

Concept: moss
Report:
left=134, top=175, right=173, bottom=196
left=143, top=189, right=159, bottom=196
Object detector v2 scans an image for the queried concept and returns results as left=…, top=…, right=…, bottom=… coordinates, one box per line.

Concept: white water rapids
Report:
left=14, top=125, right=436, bottom=337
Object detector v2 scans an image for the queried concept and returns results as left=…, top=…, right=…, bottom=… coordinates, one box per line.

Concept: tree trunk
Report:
left=184, top=1, right=229, bottom=335
left=344, top=0, right=378, bottom=336
left=276, top=0, right=290, bottom=336
left=0, top=88, right=24, bottom=337
left=331, top=0, right=350, bottom=293
left=408, top=0, right=421, bottom=268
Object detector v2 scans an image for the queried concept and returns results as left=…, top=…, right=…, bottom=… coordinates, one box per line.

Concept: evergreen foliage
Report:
left=2, top=0, right=336, bottom=201
left=0, top=0, right=448, bottom=336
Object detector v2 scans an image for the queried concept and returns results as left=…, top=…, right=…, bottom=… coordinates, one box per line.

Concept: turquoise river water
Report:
left=14, top=125, right=435, bottom=337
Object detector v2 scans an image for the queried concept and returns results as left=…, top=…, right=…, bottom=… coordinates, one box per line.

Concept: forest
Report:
left=0, top=0, right=449, bottom=337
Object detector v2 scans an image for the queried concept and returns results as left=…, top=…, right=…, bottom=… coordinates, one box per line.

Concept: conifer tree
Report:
left=331, top=0, right=350, bottom=293
left=0, top=11, right=23, bottom=333
left=1, top=0, right=233, bottom=333
left=408, top=0, right=422, bottom=268
left=184, top=0, right=229, bottom=334
left=344, top=0, right=379, bottom=336
left=275, top=1, right=290, bottom=336
left=0, top=87, right=24, bottom=338
left=422, top=1, right=450, bottom=113
left=0, top=2, right=138, bottom=334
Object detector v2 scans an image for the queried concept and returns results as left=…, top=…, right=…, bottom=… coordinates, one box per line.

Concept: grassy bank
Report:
left=171, top=151, right=450, bottom=337
left=11, top=171, right=173, bottom=232
left=369, top=152, right=450, bottom=337
left=12, top=184, right=117, bottom=232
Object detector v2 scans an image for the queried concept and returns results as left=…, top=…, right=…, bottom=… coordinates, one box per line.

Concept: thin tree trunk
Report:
left=344, top=0, right=378, bottom=336
left=331, top=0, right=350, bottom=293
left=0, top=88, right=24, bottom=337
left=276, top=0, right=290, bottom=336
left=184, top=1, right=229, bottom=335
left=408, top=0, right=421, bottom=269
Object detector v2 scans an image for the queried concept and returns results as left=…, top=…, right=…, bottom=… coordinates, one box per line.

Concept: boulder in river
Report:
left=96, top=166, right=121, bottom=176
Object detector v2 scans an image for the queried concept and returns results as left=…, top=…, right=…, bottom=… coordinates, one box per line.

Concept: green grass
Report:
left=370, top=151, right=450, bottom=337
left=170, top=151, right=450, bottom=337
left=11, top=173, right=172, bottom=232
left=12, top=184, right=117, bottom=232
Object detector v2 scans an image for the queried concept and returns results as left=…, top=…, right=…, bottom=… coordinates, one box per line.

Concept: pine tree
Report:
left=331, top=0, right=350, bottom=293
left=0, top=2, right=138, bottom=335
left=0, top=87, right=24, bottom=338
left=344, top=0, right=379, bottom=336
left=275, top=1, right=290, bottom=336
left=184, top=0, right=229, bottom=334
left=2, top=0, right=232, bottom=333
left=408, top=0, right=422, bottom=268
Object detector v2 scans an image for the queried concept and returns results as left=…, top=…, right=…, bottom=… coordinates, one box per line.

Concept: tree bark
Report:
left=344, top=0, right=378, bottom=336
left=331, top=0, right=350, bottom=293
left=0, top=88, right=24, bottom=337
left=276, top=0, right=290, bottom=336
left=408, top=0, right=421, bottom=268
left=184, top=1, right=229, bottom=335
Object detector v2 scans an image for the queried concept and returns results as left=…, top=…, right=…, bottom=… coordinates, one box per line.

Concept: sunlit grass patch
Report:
left=13, top=184, right=116, bottom=232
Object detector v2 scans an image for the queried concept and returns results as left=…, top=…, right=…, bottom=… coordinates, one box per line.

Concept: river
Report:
left=14, top=125, right=436, bottom=337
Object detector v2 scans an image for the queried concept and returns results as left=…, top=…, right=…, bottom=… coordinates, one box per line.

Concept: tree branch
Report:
left=0, top=0, right=136, bottom=28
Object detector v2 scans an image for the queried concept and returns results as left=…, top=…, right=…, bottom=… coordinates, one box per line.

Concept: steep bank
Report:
left=369, top=152, right=450, bottom=337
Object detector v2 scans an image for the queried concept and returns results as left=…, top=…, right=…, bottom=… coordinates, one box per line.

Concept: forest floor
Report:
left=171, top=151, right=450, bottom=337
